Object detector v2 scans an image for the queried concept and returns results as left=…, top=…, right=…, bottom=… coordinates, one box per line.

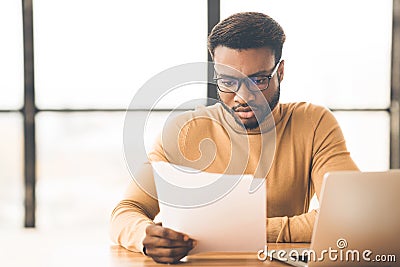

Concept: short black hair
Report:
left=208, top=12, right=286, bottom=64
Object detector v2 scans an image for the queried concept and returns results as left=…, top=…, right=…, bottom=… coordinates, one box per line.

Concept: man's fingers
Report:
left=143, top=236, right=192, bottom=248
left=146, top=246, right=191, bottom=259
left=146, top=224, right=189, bottom=241
left=144, top=224, right=197, bottom=264
left=152, top=256, right=181, bottom=264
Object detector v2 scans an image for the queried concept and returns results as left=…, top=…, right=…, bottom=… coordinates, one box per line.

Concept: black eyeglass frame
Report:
left=214, top=60, right=282, bottom=93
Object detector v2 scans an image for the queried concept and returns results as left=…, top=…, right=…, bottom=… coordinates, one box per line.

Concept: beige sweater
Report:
left=110, top=102, right=358, bottom=252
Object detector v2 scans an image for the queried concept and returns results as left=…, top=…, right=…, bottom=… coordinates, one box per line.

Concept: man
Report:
left=110, top=12, right=358, bottom=264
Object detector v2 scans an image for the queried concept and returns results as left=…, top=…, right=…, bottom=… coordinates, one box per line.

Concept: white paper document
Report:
left=152, top=161, right=266, bottom=254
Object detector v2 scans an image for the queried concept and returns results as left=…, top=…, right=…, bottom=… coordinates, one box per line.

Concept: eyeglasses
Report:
left=214, top=61, right=281, bottom=93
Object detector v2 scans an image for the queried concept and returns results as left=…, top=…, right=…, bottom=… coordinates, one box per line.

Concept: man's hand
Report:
left=143, top=223, right=196, bottom=264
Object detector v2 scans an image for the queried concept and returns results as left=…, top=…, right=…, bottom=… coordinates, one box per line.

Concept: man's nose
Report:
left=233, top=79, right=256, bottom=103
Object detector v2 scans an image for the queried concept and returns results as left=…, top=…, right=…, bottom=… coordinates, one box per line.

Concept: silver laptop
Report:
left=269, top=170, right=400, bottom=266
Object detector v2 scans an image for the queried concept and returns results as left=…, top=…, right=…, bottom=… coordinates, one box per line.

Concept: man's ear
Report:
left=278, top=59, right=285, bottom=82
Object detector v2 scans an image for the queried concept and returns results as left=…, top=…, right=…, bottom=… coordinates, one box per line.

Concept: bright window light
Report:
left=0, top=1, right=24, bottom=109
left=33, top=0, right=207, bottom=109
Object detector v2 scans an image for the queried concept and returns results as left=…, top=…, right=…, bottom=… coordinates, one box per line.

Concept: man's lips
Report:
left=236, top=110, right=255, bottom=119
left=233, top=106, right=257, bottom=119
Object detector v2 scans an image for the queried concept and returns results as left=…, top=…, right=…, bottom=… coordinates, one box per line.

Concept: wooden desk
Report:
left=110, top=243, right=310, bottom=266
left=1, top=230, right=309, bottom=266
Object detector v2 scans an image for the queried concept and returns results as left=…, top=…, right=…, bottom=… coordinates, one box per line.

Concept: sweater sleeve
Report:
left=110, top=162, right=159, bottom=253
left=109, top=116, right=188, bottom=253
left=267, top=210, right=317, bottom=242
left=309, top=106, right=359, bottom=198
left=267, top=105, right=359, bottom=243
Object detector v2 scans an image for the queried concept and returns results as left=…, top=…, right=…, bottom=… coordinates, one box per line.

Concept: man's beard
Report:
left=219, top=85, right=280, bottom=130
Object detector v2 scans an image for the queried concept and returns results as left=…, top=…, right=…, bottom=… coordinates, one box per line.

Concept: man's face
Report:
left=213, top=46, right=284, bottom=129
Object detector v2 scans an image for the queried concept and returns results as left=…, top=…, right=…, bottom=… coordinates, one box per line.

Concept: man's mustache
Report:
left=232, top=103, right=258, bottom=112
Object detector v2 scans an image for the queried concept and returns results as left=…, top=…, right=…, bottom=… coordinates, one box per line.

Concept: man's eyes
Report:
left=251, top=77, right=268, bottom=85
left=218, top=76, right=268, bottom=87
left=220, top=79, right=237, bottom=87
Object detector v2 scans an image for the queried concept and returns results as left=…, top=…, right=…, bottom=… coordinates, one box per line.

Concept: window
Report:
left=0, top=1, right=24, bottom=228
left=1, top=0, right=398, bottom=229
left=221, top=0, right=392, bottom=170
left=33, top=0, right=207, bottom=109
left=220, top=0, right=395, bottom=210
left=36, top=112, right=129, bottom=230
left=0, top=1, right=24, bottom=109
left=0, top=114, right=24, bottom=228
left=32, top=0, right=207, bottom=231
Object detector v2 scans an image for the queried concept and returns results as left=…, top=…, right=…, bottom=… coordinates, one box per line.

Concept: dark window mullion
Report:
left=391, top=0, right=400, bottom=169
left=207, top=0, right=220, bottom=105
left=22, top=0, right=36, bottom=227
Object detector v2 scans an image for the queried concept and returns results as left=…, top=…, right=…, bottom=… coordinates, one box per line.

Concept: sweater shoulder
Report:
left=280, top=102, right=333, bottom=128
left=166, top=103, right=223, bottom=126
left=280, top=102, right=329, bottom=116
